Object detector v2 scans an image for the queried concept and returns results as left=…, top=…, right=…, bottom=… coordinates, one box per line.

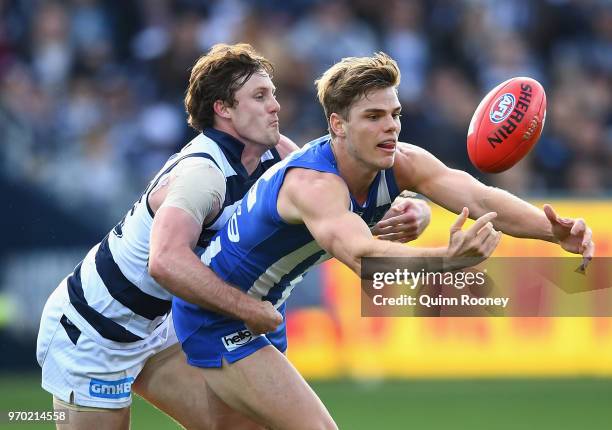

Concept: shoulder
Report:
left=277, top=167, right=351, bottom=223
left=393, top=142, right=445, bottom=189
left=395, top=142, right=432, bottom=164
left=173, top=157, right=226, bottom=186
left=283, top=168, right=349, bottom=206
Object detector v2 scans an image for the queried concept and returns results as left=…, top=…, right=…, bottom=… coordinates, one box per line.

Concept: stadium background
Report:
left=1, top=0, right=611, bottom=428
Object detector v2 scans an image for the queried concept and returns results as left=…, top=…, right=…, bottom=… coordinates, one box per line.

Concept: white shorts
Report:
left=36, top=280, right=178, bottom=409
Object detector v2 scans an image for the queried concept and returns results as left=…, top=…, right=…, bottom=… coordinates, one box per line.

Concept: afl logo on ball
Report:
left=489, top=93, right=516, bottom=124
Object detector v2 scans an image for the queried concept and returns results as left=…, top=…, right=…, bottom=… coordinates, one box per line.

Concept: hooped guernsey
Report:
left=172, top=135, right=401, bottom=367
left=36, top=128, right=287, bottom=408
left=62, top=128, right=282, bottom=343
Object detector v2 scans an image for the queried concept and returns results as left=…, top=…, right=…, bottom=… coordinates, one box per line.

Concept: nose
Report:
left=384, top=114, right=399, bottom=133
left=269, top=96, right=280, bottom=113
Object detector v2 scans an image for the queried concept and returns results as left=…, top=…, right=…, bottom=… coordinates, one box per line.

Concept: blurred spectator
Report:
left=382, top=0, right=429, bottom=103
left=287, top=1, right=377, bottom=75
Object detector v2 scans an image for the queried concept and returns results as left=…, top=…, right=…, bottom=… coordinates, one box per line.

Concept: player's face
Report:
left=227, top=71, right=281, bottom=148
left=343, top=87, right=401, bottom=170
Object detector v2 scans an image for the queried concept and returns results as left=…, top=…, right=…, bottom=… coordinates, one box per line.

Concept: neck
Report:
left=214, top=122, right=270, bottom=175
left=331, top=137, right=378, bottom=205
left=241, top=143, right=269, bottom=175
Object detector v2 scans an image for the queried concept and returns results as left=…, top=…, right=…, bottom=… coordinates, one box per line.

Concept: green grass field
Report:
left=1, top=374, right=611, bottom=429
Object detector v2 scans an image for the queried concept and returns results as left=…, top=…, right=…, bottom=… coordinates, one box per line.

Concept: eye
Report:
left=367, top=114, right=378, bottom=120
left=254, top=93, right=264, bottom=100
left=393, top=113, right=402, bottom=119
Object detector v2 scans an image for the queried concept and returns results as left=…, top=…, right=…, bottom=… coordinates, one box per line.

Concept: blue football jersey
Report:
left=173, top=136, right=400, bottom=339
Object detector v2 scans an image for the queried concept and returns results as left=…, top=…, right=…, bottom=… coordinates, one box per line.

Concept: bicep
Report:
left=405, top=148, right=489, bottom=216
left=288, top=173, right=374, bottom=269
left=150, top=206, right=202, bottom=253
left=419, top=168, right=482, bottom=210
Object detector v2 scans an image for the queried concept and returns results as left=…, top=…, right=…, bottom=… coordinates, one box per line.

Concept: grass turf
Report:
left=0, top=374, right=610, bottom=429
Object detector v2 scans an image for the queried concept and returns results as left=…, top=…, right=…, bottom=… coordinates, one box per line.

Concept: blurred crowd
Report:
left=1, top=0, right=611, bottom=226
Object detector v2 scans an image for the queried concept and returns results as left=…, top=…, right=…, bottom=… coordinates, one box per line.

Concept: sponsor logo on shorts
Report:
left=489, top=93, right=516, bottom=123
left=222, top=329, right=255, bottom=352
left=89, top=377, right=134, bottom=399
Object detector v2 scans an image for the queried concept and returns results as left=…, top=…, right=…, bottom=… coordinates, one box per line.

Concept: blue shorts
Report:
left=172, top=299, right=287, bottom=368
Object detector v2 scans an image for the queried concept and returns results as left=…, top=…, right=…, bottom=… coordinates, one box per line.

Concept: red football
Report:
left=467, top=77, right=547, bottom=173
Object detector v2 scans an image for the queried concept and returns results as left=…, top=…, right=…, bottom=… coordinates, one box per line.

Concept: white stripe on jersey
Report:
left=79, top=246, right=167, bottom=337
left=376, top=170, right=393, bottom=207
left=274, top=251, right=330, bottom=307
left=246, top=240, right=331, bottom=302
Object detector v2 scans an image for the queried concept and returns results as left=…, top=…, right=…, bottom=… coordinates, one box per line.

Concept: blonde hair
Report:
left=315, top=52, right=400, bottom=136
left=185, top=43, right=274, bottom=131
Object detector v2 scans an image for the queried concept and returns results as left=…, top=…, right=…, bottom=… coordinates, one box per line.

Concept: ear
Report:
left=213, top=100, right=231, bottom=120
left=329, top=113, right=346, bottom=137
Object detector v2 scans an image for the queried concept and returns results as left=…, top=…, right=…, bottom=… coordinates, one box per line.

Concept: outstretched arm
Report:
left=278, top=168, right=499, bottom=275
left=395, top=143, right=595, bottom=262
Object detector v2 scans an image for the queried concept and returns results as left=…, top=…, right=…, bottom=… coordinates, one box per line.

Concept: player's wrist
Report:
left=232, top=290, right=263, bottom=323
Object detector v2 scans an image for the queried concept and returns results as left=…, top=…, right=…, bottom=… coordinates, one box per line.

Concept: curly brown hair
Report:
left=315, top=53, right=400, bottom=137
left=185, top=43, right=274, bottom=131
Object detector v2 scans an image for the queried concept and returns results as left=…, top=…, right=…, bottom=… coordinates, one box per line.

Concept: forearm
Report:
left=477, top=187, right=555, bottom=242
left=343, top=237, right=447, bottom=276
left=411, top=151, right=555, bottom=243
left=150, top=248, right=260, bottom=321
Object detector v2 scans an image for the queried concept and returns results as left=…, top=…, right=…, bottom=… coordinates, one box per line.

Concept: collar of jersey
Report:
left=319, top=137, right=380, bottom=210
left=202, top=128, right=245, bottom=165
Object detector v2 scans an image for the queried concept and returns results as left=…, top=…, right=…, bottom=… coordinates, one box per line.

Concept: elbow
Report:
left=148, top=252, right=173, bottom=286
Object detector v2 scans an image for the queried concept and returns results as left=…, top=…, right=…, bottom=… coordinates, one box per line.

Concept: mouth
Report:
left=269, top=119, right=279, bottom=128
left=376, top=140, right=397, bottom=152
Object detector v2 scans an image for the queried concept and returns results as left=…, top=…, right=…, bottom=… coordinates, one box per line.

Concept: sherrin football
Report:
left=467, top=77, right=547, bottom=173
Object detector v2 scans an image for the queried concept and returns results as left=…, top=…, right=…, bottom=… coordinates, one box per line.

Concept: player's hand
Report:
left=372, top=196, right=431, bottom=243
left=245, top=301, right=283, bottom=335
left=543, top=204, right=595, bottom=269
left=446, top=207, right=501, bottom=269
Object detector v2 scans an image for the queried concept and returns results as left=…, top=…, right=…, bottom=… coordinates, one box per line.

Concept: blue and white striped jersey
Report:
left=172, top=136, right=400, bottom=334
left=64, top=129, right=281, bottom=342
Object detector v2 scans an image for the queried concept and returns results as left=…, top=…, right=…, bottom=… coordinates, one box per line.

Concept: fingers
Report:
left=375, top=214, right=419, bottom=241
left=376, top=206, right=401, bottom=223
left=543, top=204, right=557, bottom=224
left=379, top=198, right=416, bottom=222
left=247, top=302, right=284, bottom=335
left=473, top=221, right=500, bottom=256
left=583, top=240, right=595, bottom=266
left=476, top=221, right=494, bottom=240
left=482, top=229, right=501, bottom=256
left=466, top=211, right=497, bottom=236
left=376, top=231, right=418, bottom=243
left=391, top=198, right=417, bottom=213
left=544, top=204, right=573, bottom=227
left=577, top=239, right=595, bottom=273
left=581, top=227, right=593, bottom=252
left=374, top=211, right=417, bottom=230
left=450, top=207, right=469, bottom=233
left=570, top=218, right=586, bottom=236
left=273, top=309, right=284, bottom=326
